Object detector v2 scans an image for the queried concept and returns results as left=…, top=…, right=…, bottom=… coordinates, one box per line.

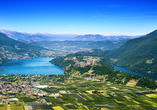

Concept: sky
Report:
left=0, top=0, right=157, bottom=35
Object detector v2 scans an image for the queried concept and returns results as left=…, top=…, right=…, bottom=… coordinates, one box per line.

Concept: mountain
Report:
left=104, top=30, right=157, bottom=73
left=69, top=34, right=138, bottom=41
left=0, top=29, right=55, bottom=41
left=26, top=40, right=40, bottom=46
left=86, top=40, right=128, bottom=50
left=0, top=29, right=140, bottom=42
left=0, top=33, right=54, bottom=63
left=18, top=39, right=40, bottom=46
left=0, top=29, right=77, bottom=41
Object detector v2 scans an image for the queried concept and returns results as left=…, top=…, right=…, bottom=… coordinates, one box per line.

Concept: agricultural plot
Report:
left=1, top=75, right=157, bottom=110
left=48, top=77, right=157, bottom=110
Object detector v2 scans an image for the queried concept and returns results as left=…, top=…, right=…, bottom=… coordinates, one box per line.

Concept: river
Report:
left=0, top=57, right=64, bottom=75
left=114, top=65, right=157, bottom=80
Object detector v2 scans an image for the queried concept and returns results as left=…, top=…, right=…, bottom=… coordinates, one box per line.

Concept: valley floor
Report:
left=0, top=75, right=157, bottom=110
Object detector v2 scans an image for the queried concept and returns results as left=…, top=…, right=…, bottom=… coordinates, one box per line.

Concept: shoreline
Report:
left=114, top=65, right=157, bottom=81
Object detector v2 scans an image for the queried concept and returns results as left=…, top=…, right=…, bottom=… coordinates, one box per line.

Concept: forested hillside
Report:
left=104, top=30, right=157, bottom=73
left=51, top=52, right=157, bottom=89
left=86, top=40, right=128, bottom=50
left=0, top=33, right=54, bottom=63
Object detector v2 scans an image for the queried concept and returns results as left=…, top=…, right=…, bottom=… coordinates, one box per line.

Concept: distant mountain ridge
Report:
left=0, top=29, right=140, bottom=41
left=69, top=34, right=139, bottom=41
left=104, top=29, right=157, bottom=73
left=0, top=29, right=77, bottom=41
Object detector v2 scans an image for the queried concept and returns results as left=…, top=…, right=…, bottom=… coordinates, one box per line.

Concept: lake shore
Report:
left=114, top=65, right=157, bottom=80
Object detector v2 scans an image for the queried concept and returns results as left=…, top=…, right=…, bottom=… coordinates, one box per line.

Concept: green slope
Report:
left=51, top=53, right=157, bottom=89
left=86, top=40, right=128, bottom=50
left=104, top=30, right=157, bottom=73
left=0, top=33, right=49, bottom=63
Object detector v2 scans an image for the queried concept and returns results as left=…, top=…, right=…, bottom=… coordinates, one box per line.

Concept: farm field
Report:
left=1, top=75, right=157, bottom=110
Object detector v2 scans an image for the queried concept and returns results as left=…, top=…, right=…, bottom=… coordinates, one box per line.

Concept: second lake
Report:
left=114, top=65, right=157, bottom=80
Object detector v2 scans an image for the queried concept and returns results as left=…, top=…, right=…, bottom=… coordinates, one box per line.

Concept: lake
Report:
left=114, top=65, right=157, bottom=80
left=1, top=57, right=156, bottom=80
left=0, top=57, right=64, bottom=75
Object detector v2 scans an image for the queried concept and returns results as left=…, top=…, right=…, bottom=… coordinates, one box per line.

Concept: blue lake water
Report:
left=114, top=65, right=157, bottom=80
left=0, top=57, right=64, bottom=75
left=0, top=57, right=156, bottom=80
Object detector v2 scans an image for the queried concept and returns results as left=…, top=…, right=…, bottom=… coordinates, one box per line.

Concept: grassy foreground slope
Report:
left=50, top=51, right=157, bottom=89
left=104, top=30, right=157, bottom=73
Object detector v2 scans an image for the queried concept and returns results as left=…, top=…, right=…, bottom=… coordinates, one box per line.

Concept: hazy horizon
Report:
left=0, top=29, right=144, bottom=37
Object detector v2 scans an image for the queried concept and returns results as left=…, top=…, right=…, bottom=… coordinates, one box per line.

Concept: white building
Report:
left=35, top=85, right=49, bottom=89
left=59, top=90, right=67, bottom=94
left=7, top=98, right=19, bottom=101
